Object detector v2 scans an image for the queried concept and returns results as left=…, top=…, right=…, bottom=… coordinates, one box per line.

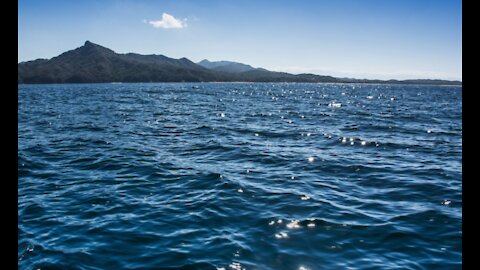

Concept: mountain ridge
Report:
left=197, top=59, right=258, bottom=73
left=18, top=41, right=462, bottom=85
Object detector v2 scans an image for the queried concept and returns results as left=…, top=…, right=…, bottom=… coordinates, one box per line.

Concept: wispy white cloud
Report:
left=148, top=13, right=186, bottom=29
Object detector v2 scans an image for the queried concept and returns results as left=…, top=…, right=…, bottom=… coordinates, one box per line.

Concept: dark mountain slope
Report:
left=18, top=41, right=226, bottom=83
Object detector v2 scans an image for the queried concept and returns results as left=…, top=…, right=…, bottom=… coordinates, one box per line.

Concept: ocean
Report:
left=18, top=83, right=462, bottom=269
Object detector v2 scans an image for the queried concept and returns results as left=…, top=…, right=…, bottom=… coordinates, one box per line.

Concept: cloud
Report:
left=148, top=13, right=186, bottom=29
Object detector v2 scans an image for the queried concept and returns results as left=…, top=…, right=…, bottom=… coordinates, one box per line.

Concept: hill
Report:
left=18, top=41, right=462, bottom=85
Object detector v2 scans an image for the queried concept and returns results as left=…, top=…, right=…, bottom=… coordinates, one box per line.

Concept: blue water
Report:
left=18, top=83, right=462, bottom=270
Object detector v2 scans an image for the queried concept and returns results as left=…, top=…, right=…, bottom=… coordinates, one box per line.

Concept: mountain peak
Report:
left=84, top=40, right=95, bottom=46
left=77, top=40, right=115, bottom=55
left=82, top=40, right=106, bottom=49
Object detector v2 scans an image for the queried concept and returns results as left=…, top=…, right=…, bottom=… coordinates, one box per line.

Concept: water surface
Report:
left=18, top=83, right=462, bottom=269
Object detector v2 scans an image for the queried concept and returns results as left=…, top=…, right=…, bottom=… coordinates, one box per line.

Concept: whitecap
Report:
left=328, top=102, right=342, bottom=108
left=275, top=232, right=289, bottom=239
left=286, top=220, right=301, bottom=229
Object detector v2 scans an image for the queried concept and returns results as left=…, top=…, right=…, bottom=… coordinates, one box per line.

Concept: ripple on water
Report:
left=18, top=83, right=462, bottom=270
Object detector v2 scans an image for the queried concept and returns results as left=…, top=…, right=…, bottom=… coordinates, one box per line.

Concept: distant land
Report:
left=18, top=41, right=461, bottom=85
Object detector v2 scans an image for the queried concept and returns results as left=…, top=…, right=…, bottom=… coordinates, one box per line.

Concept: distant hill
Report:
left=197, top=59, right=256, bottom=73
left=18, top=41, right=462, bottom=85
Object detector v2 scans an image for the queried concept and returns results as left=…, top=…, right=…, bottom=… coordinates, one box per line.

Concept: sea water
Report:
left=18, top=83, right=462, bottom=269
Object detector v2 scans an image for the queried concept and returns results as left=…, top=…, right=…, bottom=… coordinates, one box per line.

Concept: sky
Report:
left=18, top=0, right=462, bottom=80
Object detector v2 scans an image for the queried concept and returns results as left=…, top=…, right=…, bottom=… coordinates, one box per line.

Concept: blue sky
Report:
left=18, top=0, right=462, bottom=80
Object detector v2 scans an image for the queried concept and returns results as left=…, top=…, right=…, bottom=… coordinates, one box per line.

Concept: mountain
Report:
left=18, top=41, right=462, bottom=85
left=18, top=41, right=225, bottom=83
left=197, top=59, right=256, bottom=73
